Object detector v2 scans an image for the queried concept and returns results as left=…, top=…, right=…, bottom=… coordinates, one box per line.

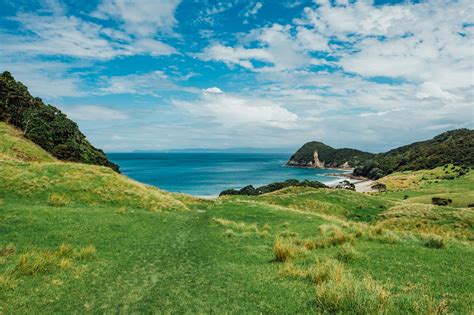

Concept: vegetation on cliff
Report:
left=287, top=141, right=374, bottom=168
left=354, top=129, right=474, bottom=179
left=0, top=71, right=119, bottom=172
left=219, top=179, right=327, bottom=196
left=290, top=129, right=474, bottom=180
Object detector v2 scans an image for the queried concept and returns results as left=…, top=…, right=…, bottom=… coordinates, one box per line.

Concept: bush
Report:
left=431, top=197, right=452, bottom=206
left=424, top=235, right=445, bottom=249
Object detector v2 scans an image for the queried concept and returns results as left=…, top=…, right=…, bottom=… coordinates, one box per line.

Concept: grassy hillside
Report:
left=288, top=141, right=374, bottom=168
left=1, top=123, right=473, bottom=313
left=0, top=122, right=54, bottom=162
left=0, top=72, right=119, bottom=172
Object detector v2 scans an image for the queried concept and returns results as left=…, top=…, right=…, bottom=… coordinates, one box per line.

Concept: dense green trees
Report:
left=287, top=141, right=374, bottom=168
left=353, top=129, right=474, bottom=179
left=0, top=71, right=119, bottom=172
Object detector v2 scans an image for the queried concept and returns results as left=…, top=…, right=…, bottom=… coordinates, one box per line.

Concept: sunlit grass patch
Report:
left=0, top=273, right=18, bottom=291
left=76, top=245, right=96, bottom=260
left=47, top=193, right=71, bottom=207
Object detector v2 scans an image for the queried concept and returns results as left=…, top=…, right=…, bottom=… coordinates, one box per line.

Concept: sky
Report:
left=0, top=0, right=473, bottom=152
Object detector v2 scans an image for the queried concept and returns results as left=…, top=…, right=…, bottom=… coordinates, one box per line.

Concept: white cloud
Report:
left=92, top=0, right=182, bottom=36
left=244, top=2, right=263, bottom=18
left=200, top=24, right=310, bottom=71
left=1, top=13, right=177, bottom=60
left=175, top=93, right=298, bottom=129
left=203, top=87, right=223, bottom=94
left=99, top=71, right=198, bottom=95
left=63, top=105, right=128, bottom=121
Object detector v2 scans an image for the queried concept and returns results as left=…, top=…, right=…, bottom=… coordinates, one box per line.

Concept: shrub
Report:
left=48, top=193, right=71, bottom=207
left=424, top=235, right=445, bottom=249
left=431, top=197, right=452, bottom=206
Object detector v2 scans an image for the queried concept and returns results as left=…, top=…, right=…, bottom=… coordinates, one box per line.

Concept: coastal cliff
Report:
left=287, top=141, right=374, bottom=169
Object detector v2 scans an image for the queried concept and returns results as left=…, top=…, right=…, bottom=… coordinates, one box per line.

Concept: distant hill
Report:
left=0, top=71, right=119, bottom=172
left=289, top=129, right=474, bottom=179
left=353, top=129, right=474, bottom=179
left=287, top=141, right=374, bottom=169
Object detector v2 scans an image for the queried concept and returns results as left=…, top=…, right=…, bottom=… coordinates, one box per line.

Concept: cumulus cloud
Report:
left=175, top=93, right=298, bottom=129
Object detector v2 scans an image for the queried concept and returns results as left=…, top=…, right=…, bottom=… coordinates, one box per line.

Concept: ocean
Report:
left=108, top=152, right=350, bottom=197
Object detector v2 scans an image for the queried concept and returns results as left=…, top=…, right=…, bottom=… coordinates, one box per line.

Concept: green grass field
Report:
left=1, top=122, right=473, bottom=313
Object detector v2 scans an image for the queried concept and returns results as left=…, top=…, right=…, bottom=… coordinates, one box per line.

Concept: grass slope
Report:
left=1, top=123, right=473, bottom=313
left=0, top=122, right=54, bottom=162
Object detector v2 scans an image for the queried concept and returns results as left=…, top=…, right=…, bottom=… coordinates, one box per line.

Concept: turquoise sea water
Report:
left=108, top=153, right=350, bottom=196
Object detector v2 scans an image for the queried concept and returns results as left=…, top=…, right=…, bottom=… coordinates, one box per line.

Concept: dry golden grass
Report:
left=59, top=258, right=73, bottom=270
left=273, top=237, right=304, bottom=262
left=0, top=160, right=188, bottom=212
left=0, top=122, right=55, bottom=163
left=48, top=193, right=71, bottom=207
left=377, top=203, right=474, bottom=240
left=76, top=245, right=96, bottom=260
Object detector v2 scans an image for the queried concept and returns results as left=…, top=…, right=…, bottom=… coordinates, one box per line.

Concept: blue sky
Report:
left=1, top=0, right=473, bottom=152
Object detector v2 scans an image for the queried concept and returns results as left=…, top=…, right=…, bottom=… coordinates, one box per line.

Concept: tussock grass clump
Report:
left=213, top=217, right=271, bottom=238
left=76, top=245, right=96, bottom=260
left=224, top=229, right=236, bottom=238
left=13, top=244, right=96, bottom=276
left=315, top=273, right=390, bottom=315
left=0, top=273, right=17, bottom=290
left=58, top=243, right=73, bottom=257
left=15, top=251, right=58, bottom=275
left=1, top=243, right=16, bottom=256
left=213, top=217, right=258, bottom=233
left=274, top=237, right=303, bottom=262
left=48, top=193, right=71, bottom=207
left=335, top=244, right=359, bottom=262
left=59, top=258, right=73, bottom=270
